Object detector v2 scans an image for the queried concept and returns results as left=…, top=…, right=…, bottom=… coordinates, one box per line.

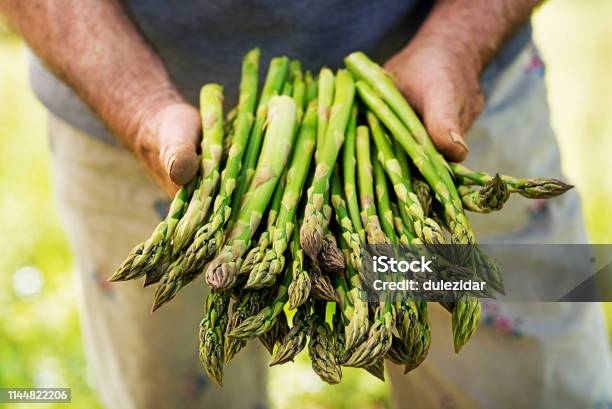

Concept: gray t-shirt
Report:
left=28, top=0, right=531, bottom=145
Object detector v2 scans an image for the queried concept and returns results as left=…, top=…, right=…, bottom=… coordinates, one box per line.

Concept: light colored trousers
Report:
left=49, top=42, right=612, bottom=409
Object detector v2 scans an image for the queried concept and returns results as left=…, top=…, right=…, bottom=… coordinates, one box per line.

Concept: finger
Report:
left=157, top=104, right=201, bottom=185
left=422, top=88, right=469, bottom=162
left=463, top=91, right=484, bottom=132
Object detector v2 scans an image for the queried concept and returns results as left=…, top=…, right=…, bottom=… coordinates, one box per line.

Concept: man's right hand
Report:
left=134, top=102, right=201, bottom=196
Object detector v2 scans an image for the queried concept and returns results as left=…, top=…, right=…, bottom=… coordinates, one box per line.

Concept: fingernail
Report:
left=449, top=131, right=468, bottom=152
left=166, top=153, right=177, bottom=176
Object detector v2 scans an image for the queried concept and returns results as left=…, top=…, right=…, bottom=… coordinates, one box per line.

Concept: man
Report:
left=1, top=1, right=610, bottom=408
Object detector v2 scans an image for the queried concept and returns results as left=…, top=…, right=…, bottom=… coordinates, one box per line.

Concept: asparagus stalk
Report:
left=343, top=303, right=393, bottom=368
left=224, top=289, right=268, bottom=363
left=390, top=202, right=417, bottom=246
left=404, top=301, right=431, bottom=373
left=288, top=224, right=312, bottom=309
left=281, top=81, right=293, bottom=96
left=182, top=49, right=260, bottom=271
left=230, top=56, right=290, bottom=224
left=450, top=162, right=573, bottom=199
left=245, top=100, right=317, bottom=288
left=330, top=167, right=362, bottom=271
left=472, top=246, right=505, bottom=295
left=342, top=107, right=365, bottom=238
left=316, top=68, right=335, bottom=156
left=452, top=295, right=480, bottom=353
left=356, top=125, right=389, bottom=245
left=392, top=137, right=420, bottom=235
left=111, top=178, right=197, bottom=281
left=358, top=83, right=475, bottom=247
left=241, top=175, right=285, bottom=276
left=387, top=300, right=419, bottom=365
left=199, top=290, right=230, bottom=386
left=457, top=174, right=509, bottom=213
left=413, top=178, right=433, bottom=217
left=309, top=303, right=342, bottom=384
left=319, top=232, right=345, bottom=274
left=270, top=303, right=312, bottom=366
left=345, top=51, right=462, bottom=208
left=301, top=70, right=355, bottom=259
left=364, top=358, right=386, bottom=382
left=304, top=70, right=318, bottom=103
left=172, top=84, right=225, bottom=253
left=367, top=111, right=443, bottom=245
left=205, top=96, right=297, bottom=290
left=290, top=60, right=306, bottom=120
left=153, top=171, right=278, bottom=310
left=373, top=148, right=397, bottom=243
left=339, top=236, right=369, bottom=352
left=259, top=309, right=290, bottom=355
left=228, top=266, right=292, bottom=339
left=308, top=256, right=340, bottom=303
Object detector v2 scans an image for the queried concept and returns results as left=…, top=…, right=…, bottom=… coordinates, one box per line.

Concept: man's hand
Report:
left=385, top=0, right=540, bottom=162
left=134, top=102, right=200, bottom=195
left=0, top=0, right=200, bottom=195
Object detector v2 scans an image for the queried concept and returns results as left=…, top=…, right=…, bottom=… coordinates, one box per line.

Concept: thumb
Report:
left=157, top=104, right=201, bottom=185
left=421, top=90, right=469, bottom=163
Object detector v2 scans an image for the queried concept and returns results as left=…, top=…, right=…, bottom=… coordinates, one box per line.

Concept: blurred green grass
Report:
left=0, top=1, right=611, bottom=408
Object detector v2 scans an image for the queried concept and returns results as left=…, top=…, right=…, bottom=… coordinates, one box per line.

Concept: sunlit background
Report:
left=1, top=1, right=611, bottom=408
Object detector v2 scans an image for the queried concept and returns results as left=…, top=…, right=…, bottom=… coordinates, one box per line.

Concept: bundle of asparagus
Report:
left=111, top=48, right=573, bottom=386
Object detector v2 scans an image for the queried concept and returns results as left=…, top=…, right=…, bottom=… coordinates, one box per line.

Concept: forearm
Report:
left=412, top=0, right=541, bottom=74
left=0, top=0, right=183, bottom=149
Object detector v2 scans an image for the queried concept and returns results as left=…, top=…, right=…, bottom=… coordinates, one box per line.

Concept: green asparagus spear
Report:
left=111, top=178, right=197, bottom=281
left=373, top=147, right=397, bottom=243
left=413, top=178, right=433, bottom=217
left=309, top=303, right=342, bottom=384
left=301, top=70, right=355, bottom=259
left=366, top=111, right=442, bottom=245
left=342, top=106, right=365, bottom=239
left=404, top=301, right=431, bottom=373
left=224, top=289, right=269, bottom=363
left=288, top=225, right=312, bottom=309
left=245, top=100, right=317, bottom=288
left=450, top=162, right=573, bottom=199
left=358, top=83, right=475, bottom=248
left=172, top=84, right=225, bottom=253
left=330, top=166, right=362, bottom=271
left=259, top=309, right=290, bottom=354
left=344, top=303, right=393, bottom=368
left=241, top=174, right=285, bottom=276
left=183, top=49, right=260, bottom=271
left=228, top=266, right=292, bottom=339
left=452, top=295, right=481, bottom=353
left=270, top=303, right=312, bottom=366
left=316, top=68, right=335, bottom=156
left=304, top=70, right=318, bottom=103
left=356, top=125, right=390, bottom=245
left=199, top=290, right=230, bottom=386
left=205, top=96, right=297, bottom=290
left=345, top=51, right=462, bottom=209
left=290, top=60, right=306, bottom=120
left=230, top=57, right=290, bottom=224
left=319, top=232, right=345, bottom=274
left=458, top=173, right=509, bottom=213
left=308, top=256, right=340, bottom=303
